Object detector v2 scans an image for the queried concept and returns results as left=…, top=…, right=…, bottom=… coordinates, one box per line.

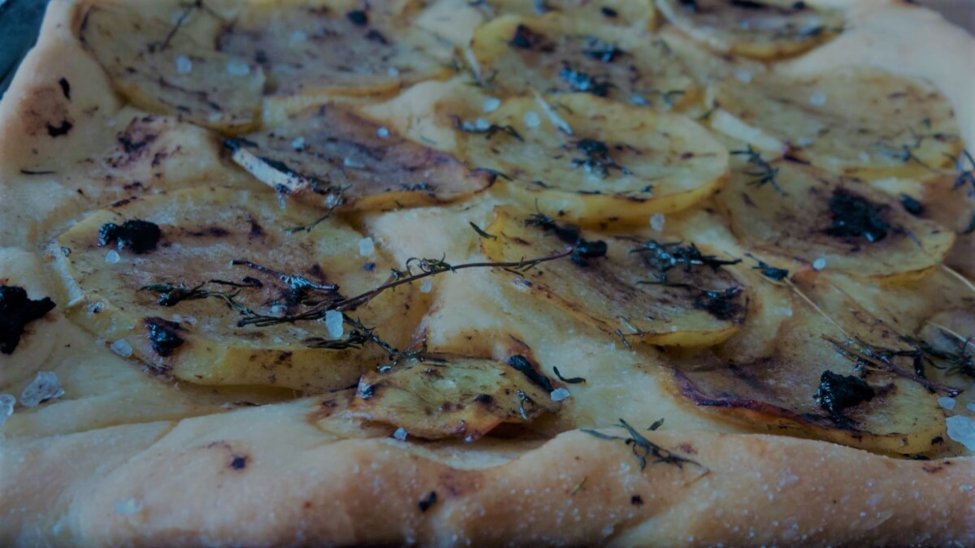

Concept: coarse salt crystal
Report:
left=809, top=91, right=827, bottom=107
left=290, top=30, right=308, bottom=43
left=324, top=310, right=344, bottom=339
left=420, top=279, right=433, bottom=293
left=812, top=257, right=827, bottom=271
left=343, top=156, right=366, bottom=169
left=523, top=111, right=541, bottom=128
left=550, top=387, right=571, bottom=402
left=110, top=338, right=133, bottom=358
left=938, top=396, right=956, bottom=410
left=630, top=94, right=649, bottom=106
left=946, top=415, right=975, bottom=451
left=735, top=69, right=752, bottom=83
left=358, top=237, right=375, bottom=256
left=175, top=55, right=192, bottom=74
left=20, top=371, right=64, bottom=407
left=226, top=59, right=251, bottom=76
left=105, top=250, right=121, bottom=264
left=0, top=394, right=15, bottom=428
left=290, top=137, right=305, bottom=150
left=114, top=499, right=143, bottom=516
left=483, top=97, right=501, bottom=113
left=474, top=118, right=491, bottom=131
left=393, top=427, right=408, bottom=441
left=650, top=213, right=666, bottom=232
left=377, top=126, right=390, bottom=139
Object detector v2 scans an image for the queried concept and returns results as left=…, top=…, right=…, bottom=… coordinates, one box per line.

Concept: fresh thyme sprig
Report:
left=582, top=418, right=705, bottom=471
left=731, top=145, right=785, bottom=195
left=823, top=336, right=962, bottom=395
left=631, top=240, right=741, bottom=284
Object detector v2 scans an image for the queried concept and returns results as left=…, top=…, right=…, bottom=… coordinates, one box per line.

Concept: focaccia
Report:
left=1, top=0, right=973, bottom=544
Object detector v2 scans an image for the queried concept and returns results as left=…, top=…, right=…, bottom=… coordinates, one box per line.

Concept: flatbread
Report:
left=1, top=0, right=973, bottom=544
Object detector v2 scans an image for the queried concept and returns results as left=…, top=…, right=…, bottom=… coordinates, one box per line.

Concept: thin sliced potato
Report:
left=52, top=187, right=417, bottom=393
left=458, top=94, right=728, bottom=226
left=470, top=13, right=696, bottom=108
left=78, top=0, right=265, bottom=132
left=711, top=68, right=963, bottom=179
left=484, top=0, right=656, bottom=29
left=349, top=354, right=560, bottom=441
left=656, top=0, right=843, bottom=60
left=673, top=277, right=947, bottom=455
left=717, top=157, right=954, bottom=283
left=481, top=206, right=747, bottom=346
left=217, top=0, right=446, bottom=105
left=227, top=104, right=493, bottom=211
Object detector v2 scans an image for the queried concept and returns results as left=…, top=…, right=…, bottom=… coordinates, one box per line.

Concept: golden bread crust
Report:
left=1, top=0, right=973, bottom=545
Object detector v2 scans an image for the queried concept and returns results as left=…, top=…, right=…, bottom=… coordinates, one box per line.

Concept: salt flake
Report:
left=175, top=55, right=193, bottom=74
left=20, top=371, right=64, bottom=407
left=946, top=415, right=975, bottom=451
left=550, top=387, right=571, bottom=402
left=110, top=338, right=133, bottom=358
left=0, top=394, right=15, bottom=428
left=358, top=237, right=375, bottom=257
left=393, top=427, right=408, bottom=441
left=324, top=310, right=344, bottom=339
left=226, top=59, right=251, bottom=76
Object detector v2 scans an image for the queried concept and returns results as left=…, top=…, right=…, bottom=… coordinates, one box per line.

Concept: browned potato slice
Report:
left=458, top=94, right=728, bottom=226
left=470, top=13, right=696, bottom=108
left=655, top=0, right=843, bottom=59
left=53, top=187, right=417, bottom=393
left=227, top=104, right=493, bottom=211
left=673, top=278, right=947, bottom=455
left=710, top=68, right=963, bottom=179
left=348, top=354, right=561, bottom=441
left=78, top=0, right=265, bottom=132
left=484, top=0, right=656, bottom=29
left=216, top=0, right=446, bottom=105
left=480, top=206, right=746, bottom=346
left=717, top=156, right=954, bottom=283
left=917, top=309, right=975, bottom=380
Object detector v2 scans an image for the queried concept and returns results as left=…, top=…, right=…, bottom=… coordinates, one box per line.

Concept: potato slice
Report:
left=672, top=277, right=947, bottom=455
left=917, top=309, right=975, bottom=380
left=216, top=1, right=446, bottom=105
left=458, top=94, right=727, bottom=226
left=480, top=206, right=746, bottom=346
left=78, top=0, right=265, bottom=132
left=349, top=354, right=561, bottom=441
left=483, top=0, right=655, bottom=29
left=717, top=156, right=954, bottom=282
left=655, top=0, right=843, bottom=59
left=470, top=13, right=696, bottom=108
left=226, top=104, right=492, bottom=211
left=52, top=187, right=417, bottom=393
left=710, top=68, right=963, bottom=179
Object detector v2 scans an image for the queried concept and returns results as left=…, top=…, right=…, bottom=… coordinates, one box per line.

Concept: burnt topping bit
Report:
left=46, top=120, right=73, bottom=138
left=418, top=491, right=438, bottom=512
left=230, top=455, right=248, bottom=470
left=346, top=9, right=368, bottom=26
left=815, top=370, right=875, bottom=426
left=899, top=193, right=924, bottom=216
left=825, top=188, right=890, bottom=243
left=600, top=6, right=619, bottom=17
left=144, top=317, right=185, bottom=357
left=582, top=37, right=623, bottom=63
left=524, top=213, right=608, bottom=266
left=559, top=65, right=612, bottom=97
left=729, top=0, right=769, bottom=9
left=693, top=286, right=743, bottom=321
left=58, top=77, right=71, bottom=100
left=98, top=219, right=162, bottom=254
left=0, top=286, right=56, bottom=354
left=751, top=258, right=789, bottom=281
left=572, top=138, right=626, bottom=178
left=509, top=24, right=546, bottom=50
left=507, top=355, right=555, bottom=393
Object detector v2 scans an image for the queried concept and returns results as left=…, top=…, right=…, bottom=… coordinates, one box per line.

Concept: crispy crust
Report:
left=1, top=0, right=974, bottom=545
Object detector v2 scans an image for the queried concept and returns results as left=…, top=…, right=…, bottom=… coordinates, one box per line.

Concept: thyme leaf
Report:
left=553, top=366, right=586, bottom=384
left=631, top=240, right=740, bottom=284
left=582, top=418, right=705, bottom=471
left=469, top=221, right=497, bottom=240
left=731, top=145, right=785, bottom=195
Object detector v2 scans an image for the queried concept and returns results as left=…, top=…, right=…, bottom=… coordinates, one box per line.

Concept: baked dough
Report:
left=1, top=0, right=973, bottom=544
